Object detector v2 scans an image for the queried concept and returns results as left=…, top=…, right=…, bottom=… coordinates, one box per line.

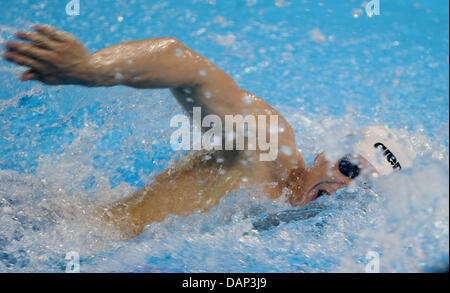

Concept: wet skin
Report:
left=3, top=25, right=372, bottom=238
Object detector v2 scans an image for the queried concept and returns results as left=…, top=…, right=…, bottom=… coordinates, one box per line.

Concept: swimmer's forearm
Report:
left=87, top=37, right=247, bottom=119
left=87, top=38, right=219, bottom=89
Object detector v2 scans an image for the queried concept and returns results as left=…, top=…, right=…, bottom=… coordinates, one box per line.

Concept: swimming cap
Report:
left=354, top=126, right=416, bottom=176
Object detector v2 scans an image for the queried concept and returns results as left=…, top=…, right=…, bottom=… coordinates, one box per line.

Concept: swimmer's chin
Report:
left=287, top=181, right=346, bottom=206
left=308, top=181, right=347, bottom=201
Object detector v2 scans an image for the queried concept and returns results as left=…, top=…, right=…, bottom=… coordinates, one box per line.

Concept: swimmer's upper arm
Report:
left=88, top=37, right=215, bottom=89
left=88, top=36, right=298, bottom=145
left=87, top=37, right=251, bottom=117
left=89, top=37, right=300, bottom=165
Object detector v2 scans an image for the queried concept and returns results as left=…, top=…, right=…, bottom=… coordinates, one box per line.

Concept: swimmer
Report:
left=3, top=25, right=415, bottom=238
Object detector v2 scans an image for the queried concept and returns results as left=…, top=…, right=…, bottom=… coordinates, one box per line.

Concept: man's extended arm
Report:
left=4, top=25, right=300, bottom=159
left=4, top=25, right=259, bottom=120
left=7, top=24, right=304, bottom=173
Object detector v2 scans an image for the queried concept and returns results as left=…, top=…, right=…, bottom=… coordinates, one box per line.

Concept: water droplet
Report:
left=175, top=48, right=183, bottom=56
left=275, top=0, right=291, bottom=7
left=282, top=52, right=293, bottom=60
left=281, top=145, right=293, bottom=156
left=352, top=8, right=363, bottom=18
left=310, top=28, right=326, bottom=43
left=216, top=33, right=236, bottom=47
left=214, top=16, right=225, bottom=24
left=243, top=95, right=253, bottom=105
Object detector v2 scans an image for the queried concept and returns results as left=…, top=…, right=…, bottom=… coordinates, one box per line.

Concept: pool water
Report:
left=0, top=0, right=448, bottom=272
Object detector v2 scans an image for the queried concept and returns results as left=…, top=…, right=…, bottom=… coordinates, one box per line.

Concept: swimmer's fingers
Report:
left=16, top=31, right=57, bottom=49
left=5, top=41, right=55, bottom=62
left=3, top=51, right=46, bottom=72
left=34, top=25, right=76, bottom=42
left=20, top=69, right=38, bottom=81
left=5, top=25, right=91, bottom=85
left=4, top=54, right=57, bottom=84
left=20, top=69, right=61, bottom=85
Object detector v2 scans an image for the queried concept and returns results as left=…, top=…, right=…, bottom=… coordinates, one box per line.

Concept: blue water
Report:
left=0, top=0, right=448, bottom=272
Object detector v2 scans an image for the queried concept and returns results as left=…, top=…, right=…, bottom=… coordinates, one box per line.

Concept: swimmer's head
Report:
left=285, top=125, right=416, bottom=206
left=353, top=125, right=415, bottom=176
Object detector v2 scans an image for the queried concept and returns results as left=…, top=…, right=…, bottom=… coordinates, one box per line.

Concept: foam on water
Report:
left=0, top=100, right=448, bottom=272
left=0, top=0, right=448, bottom=272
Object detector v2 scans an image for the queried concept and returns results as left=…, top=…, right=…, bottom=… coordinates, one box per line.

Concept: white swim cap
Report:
left=354, top=126, right=416, bottom=176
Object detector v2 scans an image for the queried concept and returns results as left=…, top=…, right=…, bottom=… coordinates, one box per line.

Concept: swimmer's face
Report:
left=287, top=152, right=375, bottom=206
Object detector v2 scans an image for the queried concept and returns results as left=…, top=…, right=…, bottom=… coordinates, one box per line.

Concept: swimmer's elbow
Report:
left=164, top=37, right=182, bottom=45
left=155, top=37, right=185, bottom=53
left=150, top=37, right=182, bottom=49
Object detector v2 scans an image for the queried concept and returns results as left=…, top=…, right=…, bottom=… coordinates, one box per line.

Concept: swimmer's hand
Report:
left=3, top=25, right=94, bottom=85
